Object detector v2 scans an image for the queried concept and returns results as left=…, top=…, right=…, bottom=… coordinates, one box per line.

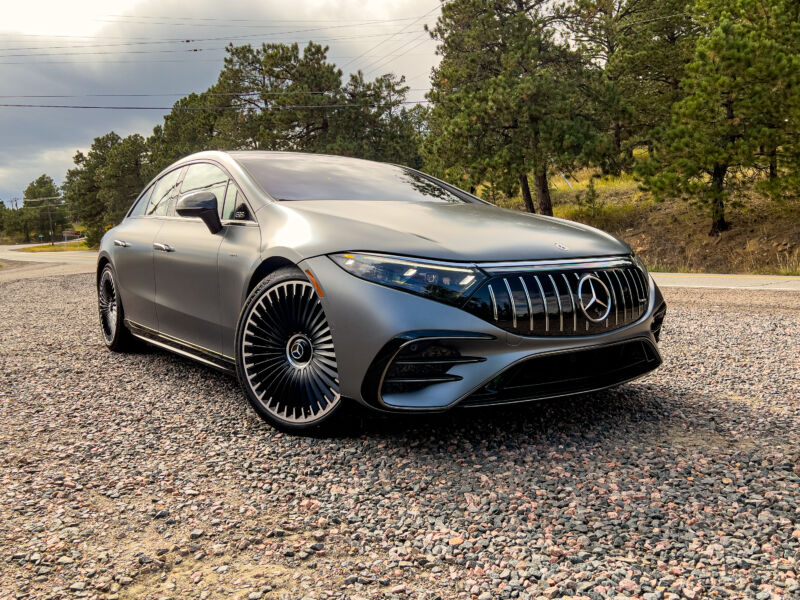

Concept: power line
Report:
left=0, top=100, right=432, bottom=110
left=0, top=31, right=424, bottom=59
left=362, top=34, right=433, bottom=76
left=0, top=19, right=418, bottom=52
left=102, top=14, right=419, bottom=24
left=340, top=3, right=442, bottom=69
left=0, top=88, right=431, bottom=99
left=0, top=53, right=436, bottom=66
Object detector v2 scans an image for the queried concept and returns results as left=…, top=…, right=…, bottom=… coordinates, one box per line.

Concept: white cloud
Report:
left=1, top=0, right=143, bottom=37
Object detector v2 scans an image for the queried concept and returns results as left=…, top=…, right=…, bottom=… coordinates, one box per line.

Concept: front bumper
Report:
left=301, top=255, right=665, bottom=413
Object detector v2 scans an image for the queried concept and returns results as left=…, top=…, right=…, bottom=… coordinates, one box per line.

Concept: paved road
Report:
left=0, top=243, right=97, bottom=281
left=652, top=271, right=800, bottom=291
left=1, top=243, right=798, bottom=291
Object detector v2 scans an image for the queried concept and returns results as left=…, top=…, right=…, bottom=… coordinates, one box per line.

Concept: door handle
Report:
left=153, top=242, right=174, bottom=252
left=113, top=239, right=130, bottom=247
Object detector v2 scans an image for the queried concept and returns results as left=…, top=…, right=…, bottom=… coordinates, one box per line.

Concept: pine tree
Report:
left=425, top=0, right=596, bottom=215
left=640, top=0, right=800, bottom=235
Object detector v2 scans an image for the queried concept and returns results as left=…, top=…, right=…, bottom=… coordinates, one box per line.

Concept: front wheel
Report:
left=235, top=268, right=347, bottom=434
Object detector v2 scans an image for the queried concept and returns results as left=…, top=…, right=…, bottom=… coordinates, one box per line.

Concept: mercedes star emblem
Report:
left=577, top=274, right=612, bottom=323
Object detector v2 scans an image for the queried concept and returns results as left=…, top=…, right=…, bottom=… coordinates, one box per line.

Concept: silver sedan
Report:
left=97, top=151, right=666, bottom=433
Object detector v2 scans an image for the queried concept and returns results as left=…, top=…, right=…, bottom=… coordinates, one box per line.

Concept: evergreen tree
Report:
left=425, top=0, right=596, bottom=215
left=21, top=175, right=68, bottom=244
left=98, top=134, right=151, bottom=225
left=562, top=0, right=697, bottom=172
left=640, top=0, right=800, bottom=234
left=63, top=132, right=122, bottom=246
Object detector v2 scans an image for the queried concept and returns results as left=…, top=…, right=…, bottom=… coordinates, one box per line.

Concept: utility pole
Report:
left=46, top=198, right=54, bottom=245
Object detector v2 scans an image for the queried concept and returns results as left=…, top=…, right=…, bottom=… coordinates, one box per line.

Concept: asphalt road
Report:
left=0, top=243, right=97, bottom=281
left=0, top=270, right=798, bottom=600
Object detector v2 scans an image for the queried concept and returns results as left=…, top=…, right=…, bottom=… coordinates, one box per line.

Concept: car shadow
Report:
left=350, top=382, right=674, bottom=442
left=140, top=343, right=679, bottom=445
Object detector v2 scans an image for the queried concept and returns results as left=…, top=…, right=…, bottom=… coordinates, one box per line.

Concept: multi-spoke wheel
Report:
left=235, top=267, right=345, bottom=432
left=97, top=264, right=136, bottom=351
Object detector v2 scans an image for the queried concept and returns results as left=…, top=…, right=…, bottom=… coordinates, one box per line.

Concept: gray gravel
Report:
left=1, top=274, right=799, bottom=600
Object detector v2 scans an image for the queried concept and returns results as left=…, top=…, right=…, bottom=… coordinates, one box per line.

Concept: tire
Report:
left=235, top=267, right=348, bottom=434
left=97, top=263, right=137, bottom=352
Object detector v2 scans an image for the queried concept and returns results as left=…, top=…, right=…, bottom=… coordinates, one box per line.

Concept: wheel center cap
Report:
left=286, top=335, right=312, bottom=367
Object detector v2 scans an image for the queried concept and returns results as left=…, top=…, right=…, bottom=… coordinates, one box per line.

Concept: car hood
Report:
left=271, top=200, right=631, bottom=263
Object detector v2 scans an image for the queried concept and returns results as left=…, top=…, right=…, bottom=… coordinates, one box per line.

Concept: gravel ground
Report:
left=1, top=274, right=798, bottom=600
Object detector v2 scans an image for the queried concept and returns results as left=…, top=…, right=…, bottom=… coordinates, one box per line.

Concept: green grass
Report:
left=18, top=240, right=91, bottom=252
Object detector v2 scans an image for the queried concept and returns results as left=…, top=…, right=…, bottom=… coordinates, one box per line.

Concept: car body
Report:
left=97, top=150, right=666, bottom=432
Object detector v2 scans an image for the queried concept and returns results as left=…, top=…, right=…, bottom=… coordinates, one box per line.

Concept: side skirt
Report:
left=125, top=320, right=236, bottom=375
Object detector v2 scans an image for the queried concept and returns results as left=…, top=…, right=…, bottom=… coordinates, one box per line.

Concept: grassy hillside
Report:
left=494, top=171, right=800, bottom=276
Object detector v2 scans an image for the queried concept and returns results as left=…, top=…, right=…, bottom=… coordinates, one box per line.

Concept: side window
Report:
left=180, top=163, right=228, bottom=217
left=147, top=169, right=182, bottom=216
left=222, top=181, right=252, bottom=221
left=128, top=184, right=153, bottom=217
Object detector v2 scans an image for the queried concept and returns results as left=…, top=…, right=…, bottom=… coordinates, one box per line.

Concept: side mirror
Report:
left=176, top=192, right=223, bottom=234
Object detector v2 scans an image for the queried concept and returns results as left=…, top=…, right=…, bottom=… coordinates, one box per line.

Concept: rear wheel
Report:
left=235, top=267, right=346, bottom=433
left=97, top=264, right=136, bottom=351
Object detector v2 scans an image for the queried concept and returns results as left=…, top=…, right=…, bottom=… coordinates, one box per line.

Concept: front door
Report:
left=153, top=219, right=223, bottom=353
left=153, top=162, right=228, bottom=354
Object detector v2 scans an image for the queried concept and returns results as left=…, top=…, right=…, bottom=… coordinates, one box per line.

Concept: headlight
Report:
left=329, top=252, right=485, bottom=306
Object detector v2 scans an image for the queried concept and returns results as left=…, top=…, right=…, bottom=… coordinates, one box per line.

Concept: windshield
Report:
left=236, top=154, right=469, bottom=204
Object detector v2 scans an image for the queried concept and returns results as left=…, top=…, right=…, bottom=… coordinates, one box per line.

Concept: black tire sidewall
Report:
left=98, top=263, right=134, bottom=352
left=234, top=267, right=347, bottom=434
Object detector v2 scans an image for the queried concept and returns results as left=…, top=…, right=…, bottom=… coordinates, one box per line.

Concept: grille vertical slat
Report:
left=562, top=273, right=577, bottom=332
left=620, top=269, right=635, bottom=317
left=628, top=269, right=642, bottom=317
left=519, top=276, right=534, bottom=333
left=503, top=278, right=517, bottom=329
left=548, top=274, right=564, bottom=332
left=612, top=270, right=628, bottom=321
left=533, top=275, right=549, bottom=333
left=635, top=269, right=648, bottom=314
left=600, top=270, right=619, bottom=326
left=487, top=284, right=498, bottom=321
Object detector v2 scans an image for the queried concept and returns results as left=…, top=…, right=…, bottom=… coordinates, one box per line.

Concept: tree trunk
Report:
left=607, top=121, right=623, bottom=176
left=709, top=164, right=730, bottom=236
left=769, top=148, right=777, bottom=181
left=534, top=169, right=553, bottom=216
left=519, top=174, right=535, bottom=213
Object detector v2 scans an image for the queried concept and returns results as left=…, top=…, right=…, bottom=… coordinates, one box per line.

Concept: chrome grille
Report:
left=463, top=260, right=649, bottom=336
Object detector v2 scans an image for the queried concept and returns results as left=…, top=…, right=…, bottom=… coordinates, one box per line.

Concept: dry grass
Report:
left=17, top=239, right=90, bottom=252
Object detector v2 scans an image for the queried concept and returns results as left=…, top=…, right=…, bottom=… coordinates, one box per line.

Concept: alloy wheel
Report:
left=98, top=269, right=118, bottom=344
left=240, top=281, right=340, bottom=425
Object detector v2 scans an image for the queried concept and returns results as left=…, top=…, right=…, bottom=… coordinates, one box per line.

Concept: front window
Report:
left=181, top=163, right=229, bottom=218
left=236, top=154, right=468, bottom=204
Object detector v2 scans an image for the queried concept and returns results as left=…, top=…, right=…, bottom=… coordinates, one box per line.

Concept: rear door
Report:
left=153, top=162, right=227, bottom=354
left=112, top=170, right=179, bottom=330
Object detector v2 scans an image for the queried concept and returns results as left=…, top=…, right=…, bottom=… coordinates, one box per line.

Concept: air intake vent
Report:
left=651, top=302, right=667, bottom=342
left=461, top=339, right=661, bottom=407
left=463, top=261, right=649, bottom=336
left=381, top=340, right=483, bottom=396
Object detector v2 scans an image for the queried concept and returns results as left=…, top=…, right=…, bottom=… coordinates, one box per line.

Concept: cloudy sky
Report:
left=0, top=0, right=442, bottom=204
